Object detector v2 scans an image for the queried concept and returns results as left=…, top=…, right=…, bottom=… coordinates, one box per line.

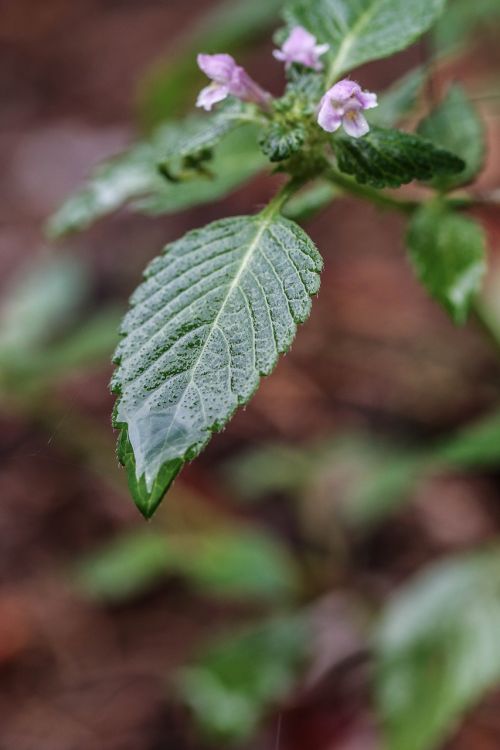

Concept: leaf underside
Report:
left=285, top=0, right=447, bottom=80
left=112, top=213, right=322, bottom=517
left=334, top=127, right=465, bottom=188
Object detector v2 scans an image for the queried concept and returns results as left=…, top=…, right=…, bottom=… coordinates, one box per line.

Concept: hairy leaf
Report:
left=376, top=549, right=500, bottom=750
left=407, top=203, right=486, bottom=323
left=112, top=211, right=322, bottom=517
left=285, top=0, right=447, bottom=84
left=334, top=126, right=465, bottom=188
left=47, top=120, right=265, bottom=238
left=417, top=85, right=485, bottom=191
left=259, top=121, right=306, bottom=162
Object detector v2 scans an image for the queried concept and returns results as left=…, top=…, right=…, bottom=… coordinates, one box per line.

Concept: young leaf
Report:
left=259, top=121, right=306, bottom=162
left=407, top=203, right=486, bottom=323
left=47, top=119, right=265, bottom=238
left=376, top=548, right=500, bottom=750
left=334, top=126, right=465, bottom=189
left=285, top=0, right=447, bottom=84
left=417, top=85, right=485, bottom=191
left=112, top=210, right=322, bottom=517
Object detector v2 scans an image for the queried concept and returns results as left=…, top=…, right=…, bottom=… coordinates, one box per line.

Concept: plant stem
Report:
left=264, top=176, right=308, bottom=217
left=324, top=166, right=418, bottom=214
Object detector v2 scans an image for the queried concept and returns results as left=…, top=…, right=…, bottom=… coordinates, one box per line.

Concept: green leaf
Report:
left=177, top=615, right=307, bottom=742
left=112, top=210, right=322, bottom=517
left=371, top=67, right=426, bottom=128
left=334, top=126, right=465, bottom=189
left=376, top=548, right=500, bottom=750
left=285, top=0, right=447, bottom=84
left=159, top=101, right=260, bottom=179
left=407, top=203, right=486, bottom=323
left=74, top=526, right=298, bottom=603
left=0, top=256, right=89, bottom=357
left=259, top=121, right=306, bottom=162
left=47, top=120, right=265, bottom=238
left=417, top=85, right=485, bottom=191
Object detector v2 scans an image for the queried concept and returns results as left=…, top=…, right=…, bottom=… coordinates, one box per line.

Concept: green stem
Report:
left=324, top=166, right=418, bottom=214
left=263, top=177, right=308, bottom=218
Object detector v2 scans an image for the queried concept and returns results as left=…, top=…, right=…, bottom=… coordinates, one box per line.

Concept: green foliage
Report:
left=0, top=256, right=88, bottom=357
left=376, top=548, right=500, bottom=750
left=259, top=121, right=306, bottom=162
left=407, top=202, right=486, bottom=323
left=111, top=210, right=322, bottom=517
left=177, top=616, right=307, bottom=742
left=75, top=525, right=298, bottom=603
left=418, top=85, right=485, bottom=191
left=138, top=0, right=283, bottom=128
left=285, top=0, right=447, bottom=83
left=433, top=0, right=500, bottom=54
left=47, top=121, right=265, bottom=238
left=334, top=126, right=465, bottom=189
left=371, top=67, right=426, bottom=128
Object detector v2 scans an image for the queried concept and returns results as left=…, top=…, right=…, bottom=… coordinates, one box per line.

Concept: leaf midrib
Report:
left=136, top=211, right=275, bottom=479
left=327, top=0, right=385, bottom=85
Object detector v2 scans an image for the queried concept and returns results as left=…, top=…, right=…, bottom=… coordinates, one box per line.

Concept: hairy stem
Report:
left=324, top=166, right=418, bottom=214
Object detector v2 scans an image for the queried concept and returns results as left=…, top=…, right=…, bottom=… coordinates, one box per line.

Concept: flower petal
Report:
left=196, top=83, right=228, bottom=111
left=357, top=90, right=378, bottom=109
left=197, top=53, right=236, bottom=84
left=342, top=110, right=369, bottom=138
left=317, top=98, right=342, bottom=133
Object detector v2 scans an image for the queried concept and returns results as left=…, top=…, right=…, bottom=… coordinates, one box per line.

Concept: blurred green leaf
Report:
left=407, top=202, right=486, bottom=323
left=0, top=256, right=89, bottom=358
left=177, top=615, right=307, bottom=742
left=371, top=67, right=426, bottom=128
left=433, top=0, right=500, bottom=54
left=418, top=85, right=485, bottom=191
left=376, top=547, right=500, bottom=750
left=138, top=0, right=283, bottom=128
left=334, top=127, right=465, bottom=189
left=47, top=123, right=265, bottom=238
left=75, top=525, right=299, bottom=603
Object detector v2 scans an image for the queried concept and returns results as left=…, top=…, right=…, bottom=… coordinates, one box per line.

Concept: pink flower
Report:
left=273, top=26, right=329, bottom=71
left=317, top=79, right=378, bottom=138
left=196, top=53, right=270, bottom=111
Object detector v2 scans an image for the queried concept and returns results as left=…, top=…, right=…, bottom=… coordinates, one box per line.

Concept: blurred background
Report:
left=2, top=1, right=500, bottom=748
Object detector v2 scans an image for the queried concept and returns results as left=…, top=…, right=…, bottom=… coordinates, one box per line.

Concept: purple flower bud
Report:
left=196, top=53, right=270, bottom=111
left=317, top=79, right=378, bottom=138
left=273, top=26, right=329, bottom=71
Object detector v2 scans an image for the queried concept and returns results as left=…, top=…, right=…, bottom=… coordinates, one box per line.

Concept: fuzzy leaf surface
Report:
left=334, top=126, right=465, bottom=188
left=417, top=85, right=485, bottom=191
left=285, top=0, right=447, bottom=82
left=407, top=203, right=486, bottom=323
left=112, top=212, right=322, bottom=516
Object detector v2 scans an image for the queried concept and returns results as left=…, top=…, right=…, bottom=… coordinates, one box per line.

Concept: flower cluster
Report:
left=196, top=26, right=377, bottom=139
